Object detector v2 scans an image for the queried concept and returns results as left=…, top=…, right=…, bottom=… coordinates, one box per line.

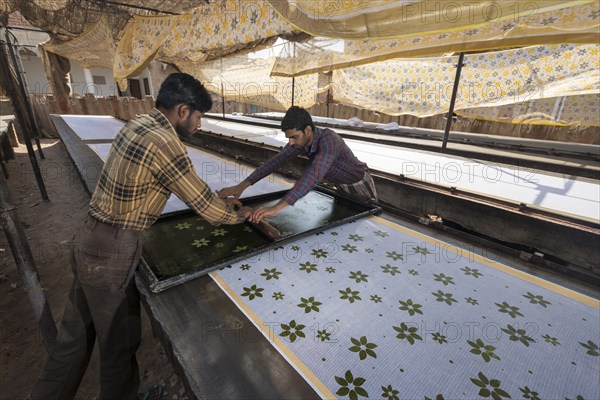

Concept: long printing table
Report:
left=52, top=114, right=600, bottom=400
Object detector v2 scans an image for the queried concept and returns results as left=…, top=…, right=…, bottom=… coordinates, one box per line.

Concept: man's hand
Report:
left=249, top=201, right=288, bottom=223
left=223, top=197, right=242, bottom=210
left=238, top=206, right=252, bottom=220
left=218, top=181, right=250, bottom=200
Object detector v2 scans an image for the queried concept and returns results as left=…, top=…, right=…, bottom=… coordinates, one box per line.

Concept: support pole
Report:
left=441, top=52, right=465, bottom=153
left=1, top=29, right=49, bottom=200
left=291, top=77, right=295, bottom=107
left=5, top=29, right=45, bottom=159
left=291, top=42, right=296, bottom=107
left=0, top=173, right=57, bottom=352
left=221, top=82, right=226, bottom=119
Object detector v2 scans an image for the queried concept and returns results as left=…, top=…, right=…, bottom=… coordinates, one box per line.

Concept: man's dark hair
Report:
left=281, top=106, right=315, bottom=132
left=155, top=73, right=213, bottom=113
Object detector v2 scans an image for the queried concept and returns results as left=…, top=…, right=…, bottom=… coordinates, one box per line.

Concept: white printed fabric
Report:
left=212, top=217, right=600, bottom=400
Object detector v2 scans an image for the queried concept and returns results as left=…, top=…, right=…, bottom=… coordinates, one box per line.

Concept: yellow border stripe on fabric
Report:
left=371, top=216, right=600, bottom=309
left=210, top=272, right=336, bottom=400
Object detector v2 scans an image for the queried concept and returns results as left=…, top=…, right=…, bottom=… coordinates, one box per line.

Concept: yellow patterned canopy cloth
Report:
left=456, top=94, right=600, bottom=126
left=271, top=1, right=600, bottom=77
left=331, top=44, right=600, bottom=118
left=266, top=0, right=596, bottom=39
left=114, top=0, right=295, bottom=90
left=178, top=56, right=323, bottom=111
left=41, top=15, right=115, bottom=69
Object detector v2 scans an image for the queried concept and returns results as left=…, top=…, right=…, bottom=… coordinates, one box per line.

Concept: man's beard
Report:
left=175, top=116, right=194, bottom=137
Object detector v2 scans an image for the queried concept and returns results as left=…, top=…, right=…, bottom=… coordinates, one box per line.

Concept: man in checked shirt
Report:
left=218, top=106, right=378, bottom=223
left=31, top=73, right=251, bottom=400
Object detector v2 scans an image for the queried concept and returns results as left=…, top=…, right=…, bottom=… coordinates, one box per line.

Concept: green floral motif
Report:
left=240, top=264, right=251, bottom=271
left=272, top=292, right=284, bottom=300
left=393, top=322, right=422, bottom=344
left=210, top=228, right=227, bottom=237
left=465, top=297, right=479, bottom=305
left=468, top=338, right=500, bottom=362
left=501, top=324, right=536, bottom=346
left=432, top=290, right=457, bottom=305
left=519, top=386, right=541, bottom=400
left=191, top=238, right=210, bottom=248
left=215, top=242, right=224, bottom=248
left=365, top=248, right=374, bottom=253
left=386, top=251, right=403, bottom=261
left=408, top=269, right=420, bottom=276
left=241, top=284, right=264, bottom=300
left=299, top=261, right=318, bottom=273
left=316, top=329, right=331, bottom=341
left=311, top=248, right=329, bottom=259
left=297, top=296, right=322, bottom=313
left=370, top=294, right=382, bottom=303
left=381, top=264, right=400, bottom=276
left=349, top=271, right=369, bottom=283
left=291, top=245, right=301, bottom=251
left=470, top=372, right=511, bottom=399
left=579, top=340, right=599, bottom=356
left=175, top=222, right=191, bottom=230
left=260, top=268, right=281, bottom=280
left=433, top=273, right=455, bottom=286
left=381, top=385, right=400, bottom=400
left=413, top=246, right=430, bottom=255
left=496, top=302, right=524, bottom=318
left=331, top=231, right=338, bottom=236
left=279, top=320, right=305, bottom=342
left=523, top=292, right=551, bottom=308
left=335, top=370, right=369, bottom=400
left=398, top=299, right=423, bottom=316
left=460, top=266, right=483, bottom=278
left=233, top=245, right=248, bottom=253
left=339, top=288, right=362, bottom=303
left=348, top=234, right=364, bottom=242
left=374, top=230, right=389, bottom=237
left=424, top=395, right=445, bottom=400
left=342, top=244, right=359, bottom=253
left=542, top=334, right=560, bottom=346
left=195, top=225, right=205, bottom=231
left=349, top=336, right=378, bottom=360
left=243, top=226, right=253, bottom=233
left=431, top=332, right=448, bottom=344
left=326, top=267, right=336, bottom=273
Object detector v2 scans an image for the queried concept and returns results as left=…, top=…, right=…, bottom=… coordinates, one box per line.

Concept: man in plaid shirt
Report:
left=219, top=106, right=378, bottom=222
left=31, top=73, right=250, bottom=400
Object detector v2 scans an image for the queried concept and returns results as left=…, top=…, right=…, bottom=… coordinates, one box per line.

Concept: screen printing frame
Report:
left=138, top=188, right=381, bottom=293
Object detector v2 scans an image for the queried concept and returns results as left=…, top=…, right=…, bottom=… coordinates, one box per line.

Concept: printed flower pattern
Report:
left=208, top=216, right=599, bottom=399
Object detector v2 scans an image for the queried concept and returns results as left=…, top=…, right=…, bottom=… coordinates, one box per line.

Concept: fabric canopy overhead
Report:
left=1, top=0, right=129, bottom=43
left=42, top=15, right=114, bottom=69
left=179, top=55, right=323, bottom=110
left=113, top=0, right=297, bottom=89
left=266, top=0, right=595, bottom=39
left=457, top=94, right=600, bottom=126
left=331, top=44, right=599, bottom=119
left=271, top=1, right=600, bottom=77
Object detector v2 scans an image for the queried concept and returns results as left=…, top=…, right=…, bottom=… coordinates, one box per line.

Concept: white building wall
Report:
left=68, top=63, right=118, bottom=97
left=20, top=51, right=51, bottom=94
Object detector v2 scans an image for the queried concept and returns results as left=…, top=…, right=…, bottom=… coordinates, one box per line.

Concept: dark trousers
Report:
left=31, top=216, right=143, bottom=400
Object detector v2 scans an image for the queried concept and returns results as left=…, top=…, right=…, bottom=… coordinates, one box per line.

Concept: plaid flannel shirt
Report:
left=246, top=127, right=367, bottom=205
left=89, top=108, right=244, bottom=230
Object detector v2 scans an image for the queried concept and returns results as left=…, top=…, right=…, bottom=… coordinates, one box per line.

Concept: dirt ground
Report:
left=0, top=139, right=186, bottom=399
